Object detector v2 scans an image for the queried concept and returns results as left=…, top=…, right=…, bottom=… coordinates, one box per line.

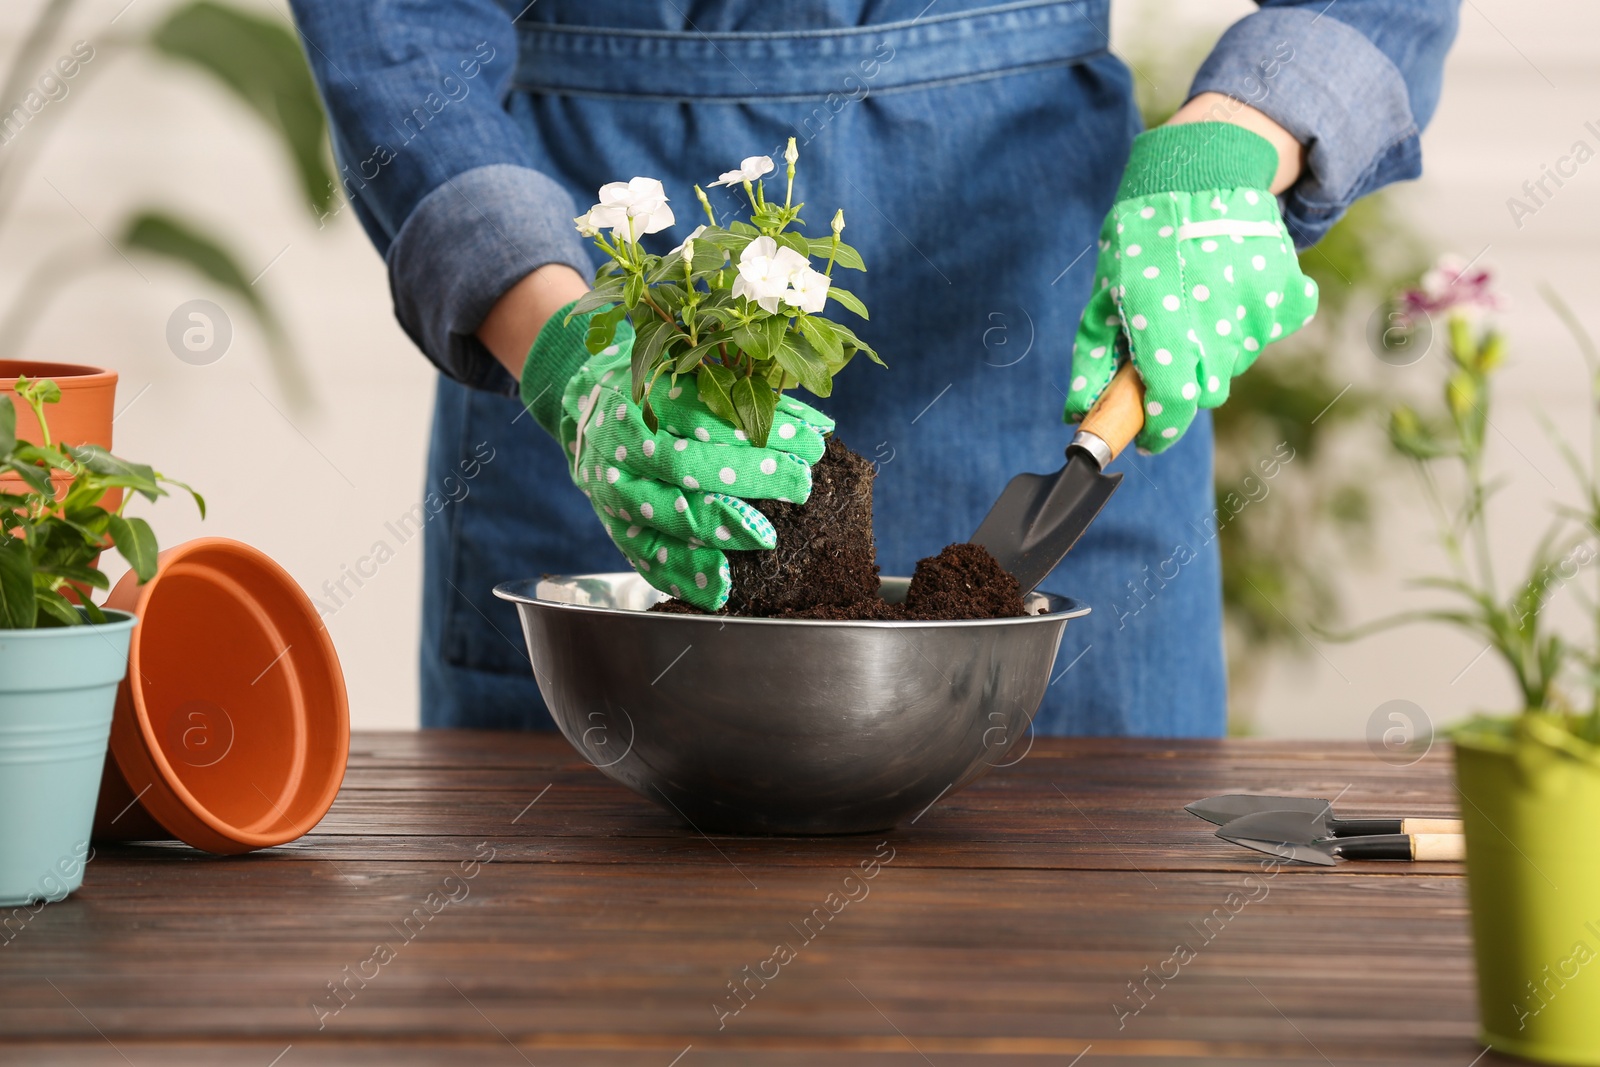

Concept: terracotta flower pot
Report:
left=93, top=538, right=349, bottom=854
left=0, top=359, right=117, bottom=450
left=1, top=361, right=123, bottom=569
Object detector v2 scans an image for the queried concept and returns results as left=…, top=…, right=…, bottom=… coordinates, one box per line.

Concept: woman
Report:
left=287, top=0, right=1458, bottom=735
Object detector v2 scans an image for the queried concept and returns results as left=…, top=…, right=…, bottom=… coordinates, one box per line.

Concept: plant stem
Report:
left=1542, top=284, right=1600, bottom=726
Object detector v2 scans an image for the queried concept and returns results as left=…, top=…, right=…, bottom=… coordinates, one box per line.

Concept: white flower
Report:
left=667, top=224, right=706, bottom=262
left=783, top=266, right=831, bottom=314
left=574, top=210, right=600, bottom=238
left=709, top=156, right=774, bottom=188
left=587, top=177, right=675, bottom=241
left=731, top=236, right=809, bottom=314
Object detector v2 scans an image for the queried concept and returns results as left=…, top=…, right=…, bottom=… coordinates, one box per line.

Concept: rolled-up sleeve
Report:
left=287, top=0, right=592, bottom=394
left=1187, top=0, right=1460, bottom=247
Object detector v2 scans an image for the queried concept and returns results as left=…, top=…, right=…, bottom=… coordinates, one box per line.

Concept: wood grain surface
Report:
left=0, top=733, right=1511, bottom=1066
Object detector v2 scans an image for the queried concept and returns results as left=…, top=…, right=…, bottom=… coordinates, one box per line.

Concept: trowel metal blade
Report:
left=1217, top=833, right=1340, bottom=866
left=1218, top=809, right=1339, bottom=846
left=1185, top=794, right=1334, bottom=827
left=971, top=454, right=1123, bottom=595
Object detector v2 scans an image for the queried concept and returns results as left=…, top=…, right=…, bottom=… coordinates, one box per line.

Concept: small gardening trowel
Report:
left=972, top=361, right=1145, bottom=594
left=1185, top=793, right=1463, bottom=838
left=1217, top=809, right=1466, bottom=865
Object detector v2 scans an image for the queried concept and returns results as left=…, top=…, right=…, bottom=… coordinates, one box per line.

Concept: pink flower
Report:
left=1399, top=255, right=1506, bottom=318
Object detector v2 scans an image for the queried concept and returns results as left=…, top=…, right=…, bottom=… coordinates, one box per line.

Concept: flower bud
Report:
left=681, top=239, right=695, bottom=265
left=785, top=137, right=799, bottom=167
left=832, top=209, right=845, bottom=237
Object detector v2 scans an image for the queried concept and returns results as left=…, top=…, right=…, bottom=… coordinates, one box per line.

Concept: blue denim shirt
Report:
left=287, top=0, right=1457, bottom=395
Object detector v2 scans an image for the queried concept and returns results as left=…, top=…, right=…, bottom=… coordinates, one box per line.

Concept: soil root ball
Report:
left=649, top=437, right=1027, bottom=621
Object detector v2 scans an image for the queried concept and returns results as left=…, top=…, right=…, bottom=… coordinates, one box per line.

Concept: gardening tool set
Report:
left=1187, top=791, right=1466, bottom=865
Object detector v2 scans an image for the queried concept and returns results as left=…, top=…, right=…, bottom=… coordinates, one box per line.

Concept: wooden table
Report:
left=0, top=733, right=1506, bottom=1066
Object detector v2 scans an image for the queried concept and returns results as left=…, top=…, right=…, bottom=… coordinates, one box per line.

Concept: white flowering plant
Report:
left=567, top=139, right=880, bottom=447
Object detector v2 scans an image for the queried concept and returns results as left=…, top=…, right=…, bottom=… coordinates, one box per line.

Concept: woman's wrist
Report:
left=1165, top=92, right=1305, bottom=195
left=479, top=263, right=591, bottom=379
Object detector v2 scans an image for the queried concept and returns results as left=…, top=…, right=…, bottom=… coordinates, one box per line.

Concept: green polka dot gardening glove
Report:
left=520, top=301, right=834, bottom=611
left=1066, top=123, right=1319, bottom=453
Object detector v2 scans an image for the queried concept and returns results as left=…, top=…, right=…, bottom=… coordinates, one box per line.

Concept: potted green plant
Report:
left=1349, top=258, right=1600, bottom=1064
left=0, top=377, right=202, bottom=906
left=569, top=140, right=896, bottom=616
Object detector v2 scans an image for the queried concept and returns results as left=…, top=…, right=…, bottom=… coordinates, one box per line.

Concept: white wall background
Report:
left=2, top=0, right=1594, bottom=736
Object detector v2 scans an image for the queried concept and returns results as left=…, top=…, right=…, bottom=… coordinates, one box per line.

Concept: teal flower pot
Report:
left=0, top=611, right=135, bottom=906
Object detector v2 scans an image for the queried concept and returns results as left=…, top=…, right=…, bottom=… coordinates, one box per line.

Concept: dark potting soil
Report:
left=649, top=437, right=1027, bottom=621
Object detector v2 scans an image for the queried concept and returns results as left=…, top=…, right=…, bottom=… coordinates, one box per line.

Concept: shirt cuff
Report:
left=386, top=163, right=595, bottom=396
left=1188, top=8, right=1419, bottom=247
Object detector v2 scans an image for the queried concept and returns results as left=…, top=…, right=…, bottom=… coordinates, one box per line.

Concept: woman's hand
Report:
left=518, top=303, right=835, bottom=611
left=1063, top=110, right=1317, bottom=454
left=1166, top=93, right=1304, bottom=194
left=479, top=263, right=591, bottom=379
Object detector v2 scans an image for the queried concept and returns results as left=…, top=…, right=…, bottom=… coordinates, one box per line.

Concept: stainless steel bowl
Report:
left=494, top=573, right=1089, bottom=835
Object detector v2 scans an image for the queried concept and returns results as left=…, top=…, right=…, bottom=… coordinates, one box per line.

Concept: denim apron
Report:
left=421, top=0, right=1226, bottom=736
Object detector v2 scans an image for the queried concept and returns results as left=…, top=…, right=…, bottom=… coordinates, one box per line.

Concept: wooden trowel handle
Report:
left=1410, top=834, right=1466, bottom=862
left=1075, top=362, right=1146, bottom=465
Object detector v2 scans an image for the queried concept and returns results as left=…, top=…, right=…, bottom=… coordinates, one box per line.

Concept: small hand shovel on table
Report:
left=972, top=362, right=1145, bottom=594
left=1217, top=809, right=1465, bottom=865
left=1186, top=793, right=1463, bottom=837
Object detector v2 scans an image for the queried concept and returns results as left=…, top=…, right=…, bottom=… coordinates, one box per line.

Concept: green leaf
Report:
left=623, top=271, right=645, bottom=309
left=78, top=596, right=107, bottom=626
left=631, top=317, right=668, bottom=401
left=566, top=280, right=626, bottom=319
left=731, top=375, right=777, bottom=448
left=66, top=447, right=163, bottom=503
left=732, top=319, right=775, bottom=362
left=0, top=536, right=35, bottom=629
left=675, top=333, right=729, bottom=375
left=152, top=478, right=207, bottom=519
left=40, top=563, right=110, bottom=592
left=150, top=1, right=335, bottom=216
left=691, top=242, right=728, bottom=274
left=68, top=446, right=157, bottom=484
left=4, top=457, right=53, bottom=496
left=700, top=230, right=754, bottom=255
left=798, top=316, right=843, bottom=363
left=826, top=286, right=869, bottom=319
left=697, top=363, right=737, bottom=423
left=33, top=587, right=81, bottom=628
left=11, top=443, right=73, bottom=473
left=775, top=232, right=810, bottom=259
left=107, top=515, right=160, bottom=583
left=653, top=282, right=687, bottom=315
left=773, top=336, right=832, bottom=397
left=17, top=377, right=62, bottom=408
left=0, top=396, right=16, bottom=458
left=120, top=210, right=311, bottom=408
left=636, top=316, right=676, bottom=374
left=831, top=322, right=886, bottom=367
left=808, top=238, right=866, bottom=271
left=585, top=303, right=628, bottom=354
left=729, top=221, right=759, bottom=236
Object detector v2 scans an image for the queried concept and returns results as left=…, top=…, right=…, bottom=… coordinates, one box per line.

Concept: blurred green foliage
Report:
left=1214, top=195, right=1430, bottom=729
left=0, top=0, right=333, bottom=408
left=1126, top=19, right=1432, bottom=730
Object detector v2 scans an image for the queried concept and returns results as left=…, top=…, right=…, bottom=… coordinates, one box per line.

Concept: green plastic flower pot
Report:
left=1456, top=715, right=1600, bottom=1065
left=0, top=611, right=135, bottom=906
